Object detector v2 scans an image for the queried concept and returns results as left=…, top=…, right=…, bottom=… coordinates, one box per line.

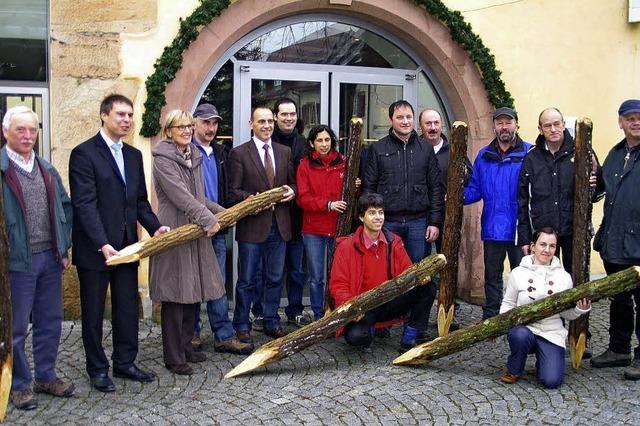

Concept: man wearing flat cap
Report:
left=190, top=103, right=253, bottom=355
left=591, top=99, right=640, bottom=380
left=464, top=107, right=532, bottom=319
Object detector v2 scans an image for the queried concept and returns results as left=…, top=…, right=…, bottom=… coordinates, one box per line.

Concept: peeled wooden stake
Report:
left=225, top=254, right=447, bottom=379
left=106, top=186, right=288, bottom=265
left=394, top=267, right=640, bottom=366
left=437, top=121, right=468, bottom=336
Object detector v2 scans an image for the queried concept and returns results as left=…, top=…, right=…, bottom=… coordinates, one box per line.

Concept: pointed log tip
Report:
left=224, top=348, right=278, bottom=379
left=0, top=356, right=13, bottom=423
left=571, top=333, right=587, bottom=370
left=393, top=344, right=429, bottom=366
left=452, top=121, right=468, bottom=129
left=105, top=242, right=144, bottom=266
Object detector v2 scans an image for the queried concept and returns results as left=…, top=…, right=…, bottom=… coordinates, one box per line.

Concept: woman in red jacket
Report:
left=296, top=125, right=351, bottom=320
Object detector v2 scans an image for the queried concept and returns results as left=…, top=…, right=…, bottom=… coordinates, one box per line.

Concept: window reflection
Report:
left=236, top=21, right=418, bottom=69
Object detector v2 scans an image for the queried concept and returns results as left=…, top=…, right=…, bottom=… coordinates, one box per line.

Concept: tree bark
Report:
left=569, top=117, right=594, bottom=369
left=394, top=266, right=640, bottom=366
left=106, top=186, right=288, bottom=266
left=0, top=175, right=12, bottom=422
left=225, top=254, right=447, bottom=378
left=325, top=118, right=364, bottom=311
left=437, top=121, right=468, bottom=336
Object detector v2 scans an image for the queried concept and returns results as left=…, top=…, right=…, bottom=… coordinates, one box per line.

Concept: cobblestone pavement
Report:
left=6, top=299, right=640, bottom=425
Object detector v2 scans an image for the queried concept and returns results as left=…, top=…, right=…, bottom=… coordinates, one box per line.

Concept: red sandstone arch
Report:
left=162, top=0, right=491, bottom=303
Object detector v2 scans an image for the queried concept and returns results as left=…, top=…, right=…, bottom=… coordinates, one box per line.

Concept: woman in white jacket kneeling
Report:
left=499, top=227, right=591, bottom=388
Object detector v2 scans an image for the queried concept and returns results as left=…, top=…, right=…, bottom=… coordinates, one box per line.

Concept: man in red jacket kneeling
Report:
left=329, top=193, right=432, bottom=351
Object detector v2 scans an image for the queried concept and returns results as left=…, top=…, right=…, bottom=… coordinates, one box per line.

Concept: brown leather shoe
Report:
left=215, top=337, right=254, bottom=355
left=191, top=333, right=203, bottom=352
left=264, top=327, right=287, bottom=339
left=165, top=363, right=194, bottom=375
left=34, top=378, right=75, bottom=397
left=186, top=351, right=207, bottom=363
left=236, top=330, right=253, bottom=344
left=500, top=371, right=520, bottom=384
left=10, top=389, right=38, bottom=410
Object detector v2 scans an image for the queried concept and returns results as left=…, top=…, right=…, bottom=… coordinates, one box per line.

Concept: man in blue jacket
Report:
left=2, top=106, right=74, bottom=410
left=464, top=107, right=531, bottom=319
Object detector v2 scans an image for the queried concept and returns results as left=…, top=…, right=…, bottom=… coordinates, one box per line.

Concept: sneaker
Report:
left=191, top=333, right=203, bottom=352
left=400, top=325, right=419, bottom=350
left=33, top=378, right=75, bottom=397
left=186, top=351, right=207, bottom=363
left=590, top=349, right=632, bottom=368
left=214, top=337, right=254, bottom=355
left=500, top=371, right=519, bottom=384
left=10, top=389, right=38, bottom=410
left=252, top=316, right=264, bottom=332
left=624, top=358, right=640, bottom=380
left=288, top=314, right=313, bottom=328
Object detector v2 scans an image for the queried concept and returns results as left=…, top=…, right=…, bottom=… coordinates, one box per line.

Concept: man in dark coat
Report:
left=69, top=94, right=169, bottom=392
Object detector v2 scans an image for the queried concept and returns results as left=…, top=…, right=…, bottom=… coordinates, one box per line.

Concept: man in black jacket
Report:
left=363, top=100, right=444, bottom=335
left=590, top=99, right=640, bottom=379
left=517, top=107, right=600, bottom=274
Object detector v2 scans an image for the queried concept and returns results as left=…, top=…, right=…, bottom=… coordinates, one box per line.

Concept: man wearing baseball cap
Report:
left=190, top=103, right=253, bottom=355
left=464, top=106, right=532, bottom=319
left=591, top=99, right=640, bottom=379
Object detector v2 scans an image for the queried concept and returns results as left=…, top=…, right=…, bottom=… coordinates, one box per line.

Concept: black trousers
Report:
left=161, top=302, right=198, bottom=366
left=604, top=260, right=640, bottom=357
left=557, top=234, right=573, bottom=275
left=77, top=264, right=139, bottom=376
left=344, top=285, right=434, bottom=347
left=483, top=241, right=523, bottom=319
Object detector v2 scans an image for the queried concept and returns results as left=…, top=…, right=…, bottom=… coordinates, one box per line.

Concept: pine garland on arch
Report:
left=140, top=0, right=514, bottom=137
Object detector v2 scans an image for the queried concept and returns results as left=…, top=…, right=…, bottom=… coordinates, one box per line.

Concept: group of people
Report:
left=3, top=92, right=640, bottom=410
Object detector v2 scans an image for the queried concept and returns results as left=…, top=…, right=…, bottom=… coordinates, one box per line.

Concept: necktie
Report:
left=263, top=144, right=275, bottom=188
left=111, top=143, right=126, bottom=183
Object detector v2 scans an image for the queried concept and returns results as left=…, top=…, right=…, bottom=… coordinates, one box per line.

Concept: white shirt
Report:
left=6, top=145, right=35, bottom=173
left=100, top=128, right=124, bottom=162
left=252, top=136, right=275, bottom=171
left=433, top=138, right=444, bottom=155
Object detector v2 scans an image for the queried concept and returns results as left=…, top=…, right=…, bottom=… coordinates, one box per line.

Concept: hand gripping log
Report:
left=569, top=117, right=594, bottom=369
left=225, top=254, right=447, bottom=379
left=106, top=186, right=289, bottom=266
left=437, top=121, right=468, bottom=336
left=394, top=267, right=640, bottom=366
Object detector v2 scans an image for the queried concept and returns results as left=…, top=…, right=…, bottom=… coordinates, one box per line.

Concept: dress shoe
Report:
left=590, top=349, right=631, bottom=368
left=10, top=389, right=38, bottom=410
left=624, top=358, right=640, bottom=380
left=191, top=333, right=203, bottom=352
left=186, top=351, right=207, bottom=363
left=113, top=365, right=155, bottom=383
left=165, top=363, right=194, bottom=375
left=90, top=373, right=116, bottom=392
left=264, top=327, right=287, bottom=339
left=215, top=336, right=254, bottom=355
left=236, top=330, right=253, bottom=344
left=500, top=371, right=519, bottom=384
left=34, top=378, right=75, bottom=397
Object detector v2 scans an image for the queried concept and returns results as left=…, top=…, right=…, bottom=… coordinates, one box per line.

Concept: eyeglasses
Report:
left=170, top=124, right=194, bottom=132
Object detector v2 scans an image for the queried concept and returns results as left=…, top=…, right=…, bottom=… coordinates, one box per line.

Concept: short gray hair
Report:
left=2, top=106, right=39, bottom=130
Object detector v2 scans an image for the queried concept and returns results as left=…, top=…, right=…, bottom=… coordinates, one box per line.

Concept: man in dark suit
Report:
left=228, top=106, right=296, bottom=342
left=69, top=94, right=169, bottom=392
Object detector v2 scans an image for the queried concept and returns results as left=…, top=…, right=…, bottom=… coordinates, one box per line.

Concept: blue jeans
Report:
left=506, top=326, right=565, bottom=389
left=284, top=238, right=306, bottom=320
left=233, top=219, right=286, bottom=332
left=10, top=250, right=63, bottom=391
left=384, top=218, right=427, bottom=263
left=302, top=234, right=334, bottom=320
left=195, top=234, right=230, bottom=336
left=483, top=240, right=523, bottom=319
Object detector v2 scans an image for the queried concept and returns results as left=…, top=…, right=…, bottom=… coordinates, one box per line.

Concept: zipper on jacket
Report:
left=403, top=143, right=409, bottom=209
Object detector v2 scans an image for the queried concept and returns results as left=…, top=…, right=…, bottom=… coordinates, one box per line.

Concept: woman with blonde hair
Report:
left=149, top=109, right=226, bottom=375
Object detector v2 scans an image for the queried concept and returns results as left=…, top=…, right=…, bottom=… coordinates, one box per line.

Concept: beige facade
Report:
left=47, top=0, right=640, bottom=313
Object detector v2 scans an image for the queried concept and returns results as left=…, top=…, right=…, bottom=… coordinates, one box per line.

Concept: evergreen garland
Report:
left=140, top=0, right=513, bottom=137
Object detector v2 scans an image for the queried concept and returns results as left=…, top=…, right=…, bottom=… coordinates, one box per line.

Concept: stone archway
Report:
left=162, top=0, right=493, bottom=303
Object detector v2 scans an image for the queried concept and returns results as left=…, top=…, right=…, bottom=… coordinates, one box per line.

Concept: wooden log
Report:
left=106, top=186, right=288, bottom=266
left=569, top=117, right=594, bottom=369
left=225, top=253, right=447, bottom=378
left=0, top=175, right=12, bottom=422
left=394, top=266, right=640, bottom=366
left=325, top=118, right=364, bottom=311
left=437, top=121, right=468, bottom=336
